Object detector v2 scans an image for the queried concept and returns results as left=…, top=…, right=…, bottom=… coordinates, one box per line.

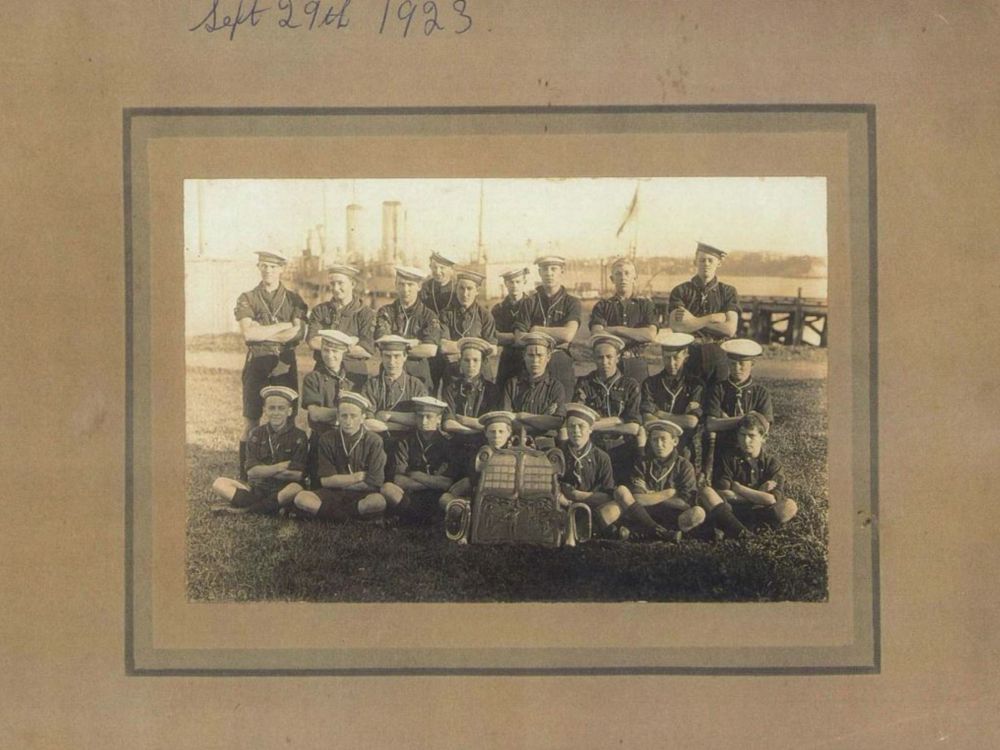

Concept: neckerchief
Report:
left=375, top=371, right=406, bottom=410
left=659, top=373, right=687, bottom=413
left=415, top=430, right=441, bottom=473
left=536, top=286, right=566, bottom=326
left=646, top=452, right=678, bottom=489
left=455, top=375, right=484, bottom=415
left=590, top=371, right=623, bottom=417
left=690, top=275, right=719, bottom=314
left=338, top=426, right=366, bottom=474
left=265, top=421, right=291, bottom=462
left=393, top=299, right=422, bottom=338
left=727, top=376, right=754, bottom=416
left=255, top=282, right=287, bottom=325
left=567, top=442, right=593, bottom=487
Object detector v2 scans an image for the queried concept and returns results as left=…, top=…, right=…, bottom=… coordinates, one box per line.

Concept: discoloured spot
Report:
left=71, top=392, right=108, bottom=437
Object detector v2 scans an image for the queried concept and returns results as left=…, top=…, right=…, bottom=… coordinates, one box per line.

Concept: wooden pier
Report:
left=651, top=293, right=828, bottom=347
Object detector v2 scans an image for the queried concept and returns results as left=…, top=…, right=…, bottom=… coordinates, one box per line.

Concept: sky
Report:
left=184, top=177, right=827, bottom=263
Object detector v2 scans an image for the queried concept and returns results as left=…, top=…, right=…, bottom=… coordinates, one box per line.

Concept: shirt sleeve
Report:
left=628, top=458, right=650, bottom=495
left=244, top=429, right=265, bottom=471
left=300, top=371, right=323, bottom=408
left=356, top=307, right=377, bottom=354
left=287, top=430, right=309, bottom=473
left=687, top=380, right=705, bottom=414
left=714, top=451, right=737, bottom=491
left=639, top=379, right=656, bottom=416
left=673, top=458, right=698, bottom=504
left=234, top=291, right=254, bottom=322
left=705, top=383, right=724, bottom=418
left=306, top=303, right=328, bottom=341
left=594, top=451, right=616, bottom=494
left=549, top=381, right=567, bottom=417
left=667, top=284, right=687, bottom=313
left=500, top=379, right=515, bottom=411
left=564, top=295, right=583, bottom=325
left=757, top=388, right=775, bottom=423
left=621, top=380, right=641, bottom=424
left=410, top=377, right=429, bottom=399
left=588, top=299, right=609, bottom=328
left=361, top=378, right=378, bottom=410
left=478, top=306, right=498, bottom=344
left=363, top=435, right=387, bottom=488
left=721, top=284, right=741, bottom=314
left=572, top=376, right=587, bottom=403
left=636, top=298, right=658, bottom=328
left=393, top=437, right=412, bottom=475
left=512, top=298, right=534, bottom=333
left=761, top=454, right=784, bottom=491
left=316, top=432, right=338, bottom=479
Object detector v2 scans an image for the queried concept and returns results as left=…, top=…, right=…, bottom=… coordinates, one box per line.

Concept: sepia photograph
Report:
left=184, top=176, right=829, bottom=603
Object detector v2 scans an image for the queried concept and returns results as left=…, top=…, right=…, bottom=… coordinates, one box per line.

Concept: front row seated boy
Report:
left=380, top=396, right=458, bottom=524
left=286, top=391, right=389, bottom=522
left=210, top=386, right=308, bottom=515
left=699, top=411, right=798, bottom=534
left=558, top=404, right=681, bottom=541
left=608, top=419, right=706, bottom=541
left=438, top=409, right=515, bottom=509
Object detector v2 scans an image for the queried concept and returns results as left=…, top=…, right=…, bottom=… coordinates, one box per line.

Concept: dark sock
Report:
left=230, top=487, right=255, bottom=509
left=238, top=441, right=248, bottom=482
left=248, top=493, right=280, bottom=515
left=315, top=498, right=351, bottom=523
left=709, top=502, right=749, bottom=539
left=625, top=502, right=661, bottom=531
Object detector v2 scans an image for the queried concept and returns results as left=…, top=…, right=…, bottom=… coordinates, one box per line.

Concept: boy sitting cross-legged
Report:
left=700, top=411, right=798, bottom=534
left=210, top=386, right=308, bottom=516
left=287, top=392, right=389, bottom=523
left=438, top=409, right=516, bottom=510
left=380, top=396, right=458, bottom=524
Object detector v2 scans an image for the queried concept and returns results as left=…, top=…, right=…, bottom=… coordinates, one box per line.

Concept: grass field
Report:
left=186, top=341, right=828, bottom=602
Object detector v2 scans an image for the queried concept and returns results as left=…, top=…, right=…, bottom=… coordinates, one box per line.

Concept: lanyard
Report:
left=257, top=284, right=286, bottom=324
left=568, top=443, right=593, bottom=486
left=729, top=377, right=753, bottom=416
left=377, top=375, right=405, bottom=410
left=592, top=373, right=623, bottom=417
left=648, top=455, right=676, bottom=488
left=338, top=427, right=365, bottom=474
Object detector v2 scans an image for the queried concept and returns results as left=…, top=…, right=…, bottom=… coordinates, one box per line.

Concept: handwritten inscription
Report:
left=189, top=0, right=473, bottom=39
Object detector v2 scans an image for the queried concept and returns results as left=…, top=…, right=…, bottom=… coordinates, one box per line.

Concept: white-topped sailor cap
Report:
left=259, top=385, right=298, bottom=403
left=478, top=410, right=516, bottom=428
left=590, top=333, right=627, bottom=352
left=411, top=396, right=449, bottom=415
left=394, top=266, right=429, bottom=282
left=429, top=251, right=458, bottom=267
left=327, top=263, right=361, bottom=281
left=457, top=337, right=493, bottom=356
left=500, top=267, right=530, bottom=281
left=375, top=334, right=419, bottom=352
left=695, top=242, right=727, bottom=260
left=337, top=391, right=373, bottom=412
left=317, top=329, right=359, bottom=349
left=520, top=331, right=556, bottom=350
left=720, top=338, right=764, bottom=360
left=655, top=331, right=696, bottom=351
left=534, top=255, right=567, bottom=267
left=255, top=251, right=287, bottom=265
left=454, top=268, right=486, bottom=285
left=644, top=419, right=684, bottom=438
left=564, top=403, right=601, bottom=426
left=739, top=411, right=771, bottom=435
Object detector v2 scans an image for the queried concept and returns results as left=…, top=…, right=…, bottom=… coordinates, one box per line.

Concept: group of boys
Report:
left=210, top=243, right=798, bottom=541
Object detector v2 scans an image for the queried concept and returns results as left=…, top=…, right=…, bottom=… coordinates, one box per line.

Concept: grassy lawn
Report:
left=186, top=346, right=828, bottom=602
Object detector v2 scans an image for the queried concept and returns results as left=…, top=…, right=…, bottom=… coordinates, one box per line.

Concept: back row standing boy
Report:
left=374, top=266, right=442, bottom=391
left=305, top=263, right=376, bottom=380
left=234, top=251, right=308, bottom=481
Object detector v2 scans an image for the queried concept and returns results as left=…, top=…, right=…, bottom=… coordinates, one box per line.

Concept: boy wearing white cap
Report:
left=420, top=251, right=458, bottom=318
left=234, top=251, right=308, bottom=481
left=610, top=420, right=707, bottom=540
left=438, top=410, right=516, bottom=509
left=381, top=396, right=458, bottom=523
left=301, top=329, right=368, bottom=487
left=701, top=411, right=797, bottom=531
left=374, top=266, right=442, bottom=390
left=210, top=386, right=308, bottom=516
left=589, top=257, right=659, bottom=383
left=306, top=264, right=376, bottom=379
left=491, top=267, right=533, bottom=388
left=573, top=333, right=643, bottom=483
left=557, top=404, right=617, bottom=510
left=705, top=338, right=774, bottom=481
left=500, top=331, right=567, bottom=443
left=513, top=256, right=582, bottom=398
left=439, top=337, right=501, bottom=473
left=289, top=392, right=389, bottom=522
left=640, top=331, right=704, bottom=462
left=437, top=268, right=499, bottom=387
left=667, top=242, right=740, bottom=388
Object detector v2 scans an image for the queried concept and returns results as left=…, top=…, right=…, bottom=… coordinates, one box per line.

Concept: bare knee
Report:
left=597, top=501, right=622, bottom=527
left=211, top=477, right=241, bottom=501
left=699, top=486, right=723, bottom=509
left=294, top=491, right=322, bottom=515
left=358, top=493, right=387, bottom=516
left=613, top=485, right=635, bottom=507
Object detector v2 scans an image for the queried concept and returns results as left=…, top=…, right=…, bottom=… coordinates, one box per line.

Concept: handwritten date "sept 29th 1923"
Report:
left=189, top=0, right=473, bottom=40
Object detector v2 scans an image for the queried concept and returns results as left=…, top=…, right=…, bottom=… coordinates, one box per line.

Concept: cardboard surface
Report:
left=2, top=1, right=999, bottom=746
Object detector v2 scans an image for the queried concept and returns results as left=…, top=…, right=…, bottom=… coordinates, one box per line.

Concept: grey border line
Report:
left=124, top=104, right=879, bottom=677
